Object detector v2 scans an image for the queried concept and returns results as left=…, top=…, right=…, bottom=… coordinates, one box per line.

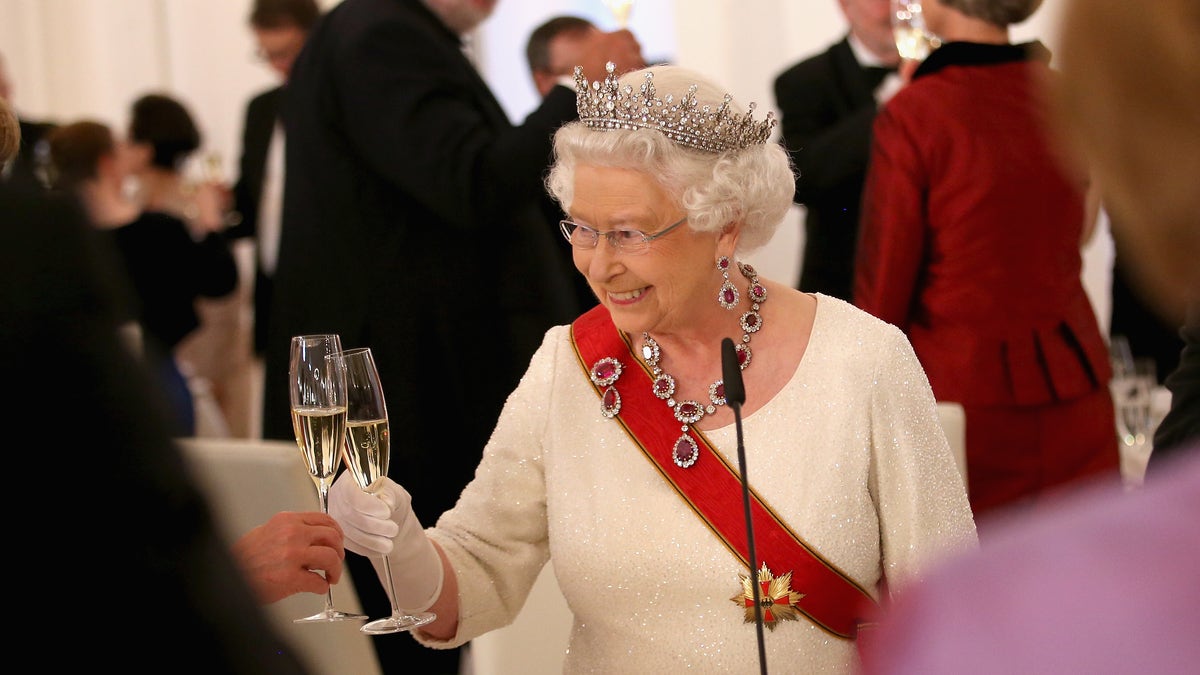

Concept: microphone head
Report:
left=720, top=337, right=746, bottom=407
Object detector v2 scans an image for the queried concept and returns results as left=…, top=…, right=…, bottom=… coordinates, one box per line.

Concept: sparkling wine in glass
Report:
left=330, top=347, right=437, bottom=634
left=290, top=334, right=367, bottom=623
left=891, top=0, right=940, bottom=61
left=602, top=0, right=635, bottom=28
left=202, top=151, right=225, bottom=183
left=1109, top=355, right=1156, bottom=486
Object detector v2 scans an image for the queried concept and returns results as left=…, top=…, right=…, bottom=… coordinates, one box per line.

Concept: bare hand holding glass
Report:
left=331, top=347, right=436, bottom=634
left=289, top=334, right=367, bottom=623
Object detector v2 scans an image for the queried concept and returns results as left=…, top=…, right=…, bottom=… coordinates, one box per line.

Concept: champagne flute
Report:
left=1109, top=355, right=1156, bottom=486
left=202, top=150, right=225, bottom=183
left=602, top=0, right=635, bottom=28
left=890, top=0, right=941, bottom=61
left=290, top=334, right=368, bottom=623
left=330, top=347, right=437, bottom=634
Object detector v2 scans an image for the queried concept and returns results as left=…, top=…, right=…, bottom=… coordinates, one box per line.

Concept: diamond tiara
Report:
left=574, top=62, right=775, bottom=154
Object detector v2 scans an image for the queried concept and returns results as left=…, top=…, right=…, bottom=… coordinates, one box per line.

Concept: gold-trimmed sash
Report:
left=571, top=306, right=877, bottom=638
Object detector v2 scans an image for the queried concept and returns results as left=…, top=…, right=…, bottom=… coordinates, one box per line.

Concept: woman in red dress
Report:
left=854, top=0, right=1119, bottom=524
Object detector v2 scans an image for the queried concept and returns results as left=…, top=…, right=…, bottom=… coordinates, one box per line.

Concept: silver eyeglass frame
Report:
left=559, top=216, right=688, bottom=254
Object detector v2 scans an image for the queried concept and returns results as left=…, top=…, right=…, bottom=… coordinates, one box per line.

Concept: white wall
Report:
left=0, top=0, right=1107, bottom=325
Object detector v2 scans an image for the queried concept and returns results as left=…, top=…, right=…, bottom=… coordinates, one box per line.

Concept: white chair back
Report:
left=464, top=561, right=572, bottom=675
left=936, top=402, right=968, bottom=488
left=178, top=437, right=382, bottom=675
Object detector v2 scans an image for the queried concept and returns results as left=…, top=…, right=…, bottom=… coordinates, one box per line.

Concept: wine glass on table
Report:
left=289, top=334, right=368, bottom=623
left=891, top=0, right=941, bottom=61
left=329, top=347, right=437, bottom=634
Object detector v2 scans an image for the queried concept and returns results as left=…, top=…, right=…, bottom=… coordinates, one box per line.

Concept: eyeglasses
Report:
left=559, top=216, right=688, bottom=255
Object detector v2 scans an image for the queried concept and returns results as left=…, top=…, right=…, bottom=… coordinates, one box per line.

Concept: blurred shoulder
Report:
left=774, top=36, right=850, bottom=90
left=246, top=86, right=282, bottom=112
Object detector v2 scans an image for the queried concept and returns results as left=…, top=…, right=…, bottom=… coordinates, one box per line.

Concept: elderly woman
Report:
left=330, top=63, right=976, bottom=673
left=854, top=0, right=1119, bottom=524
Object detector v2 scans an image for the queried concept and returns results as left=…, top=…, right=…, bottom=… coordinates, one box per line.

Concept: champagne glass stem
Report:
left=381, top=556, right=401, bottom=617
left=317, top=485, right=337, bottom=613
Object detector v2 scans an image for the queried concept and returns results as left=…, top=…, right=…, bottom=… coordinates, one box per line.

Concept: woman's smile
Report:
left=606, top=287, right=647, bottom=304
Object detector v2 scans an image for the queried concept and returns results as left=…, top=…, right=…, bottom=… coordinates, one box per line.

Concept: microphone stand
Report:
left=722, top=337, right=768, bottom=675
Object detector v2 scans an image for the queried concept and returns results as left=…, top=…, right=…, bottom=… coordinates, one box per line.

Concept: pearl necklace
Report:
left=641, top=261, right=766, bottom=467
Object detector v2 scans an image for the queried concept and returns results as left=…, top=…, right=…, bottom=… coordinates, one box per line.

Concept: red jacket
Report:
left=855, top=42, right=1111, bottom=407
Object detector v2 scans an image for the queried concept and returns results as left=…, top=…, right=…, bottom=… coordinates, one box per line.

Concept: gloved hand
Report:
left=329, top=472, right=443, bottom=611
left=329, top=471, right=400, bottom=556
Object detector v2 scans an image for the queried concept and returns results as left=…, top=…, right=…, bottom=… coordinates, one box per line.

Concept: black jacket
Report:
left=774, top=36, right=890, bottom=300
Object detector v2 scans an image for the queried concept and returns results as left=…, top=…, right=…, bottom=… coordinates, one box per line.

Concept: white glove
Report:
left=329, top=472, right=443, bottom=612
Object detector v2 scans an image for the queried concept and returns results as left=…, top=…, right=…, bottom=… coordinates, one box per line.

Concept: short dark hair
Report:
left=128, top=93, right=201, bottom=171
left=526, top=15, right=595, bottom=74
left=249, top=0, right=321, bottom=31
left=47, top=120, right=114, bottom=190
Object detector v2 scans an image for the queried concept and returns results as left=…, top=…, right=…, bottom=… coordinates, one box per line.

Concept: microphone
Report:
left=721, top=337, right=767, bottom=675
left=721, top=337, right=746, bottom=408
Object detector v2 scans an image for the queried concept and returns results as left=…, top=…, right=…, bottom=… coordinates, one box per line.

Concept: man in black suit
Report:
left=773, top=0, right=901, bottom=301
left=264, top=1, right=640, bottom=671
left=226, top=0, right=321, bottom=356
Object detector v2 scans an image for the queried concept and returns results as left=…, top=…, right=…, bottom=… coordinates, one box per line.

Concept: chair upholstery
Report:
left=178, top=437, right=382, bottom=675
left=464, top=561, right=572, bottom=675
left=936, top=401, right=968, bottom=488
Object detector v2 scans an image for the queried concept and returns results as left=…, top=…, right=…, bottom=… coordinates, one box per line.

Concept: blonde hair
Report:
left=547, top=65, right=795, bottom=254
left=1054, top=0, right=1200, bottom=317
left=0, top=96, right=19, bottom=169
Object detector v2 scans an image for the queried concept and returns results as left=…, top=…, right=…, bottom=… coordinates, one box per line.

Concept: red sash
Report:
left=570, top=306, right=876, bottom=638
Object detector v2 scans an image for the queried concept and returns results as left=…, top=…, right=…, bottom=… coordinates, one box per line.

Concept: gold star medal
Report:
left=730, top=563, right=804, bottom=630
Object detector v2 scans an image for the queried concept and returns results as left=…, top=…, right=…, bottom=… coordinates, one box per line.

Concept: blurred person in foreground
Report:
left=0, top=96, right=315, bottom=672
left=853, top=0, right=1119, bottom=525
left=858, top=0, right=1200, bottom=672
left=328, top=62, right=977, bottom=674
left=773, top=0, right=902, bottom=302
left=48, top=119, right=238, bottom=437
left=265, top=1, right=639, bottom=670
left=224, top=0, right=322, bottom=365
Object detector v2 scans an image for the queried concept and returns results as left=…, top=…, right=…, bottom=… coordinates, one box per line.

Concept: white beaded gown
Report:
left=419, top=294, right=977, bottom=674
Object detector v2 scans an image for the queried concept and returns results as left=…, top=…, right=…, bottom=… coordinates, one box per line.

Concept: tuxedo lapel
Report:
left=830, top=39, right=884, bottom=106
